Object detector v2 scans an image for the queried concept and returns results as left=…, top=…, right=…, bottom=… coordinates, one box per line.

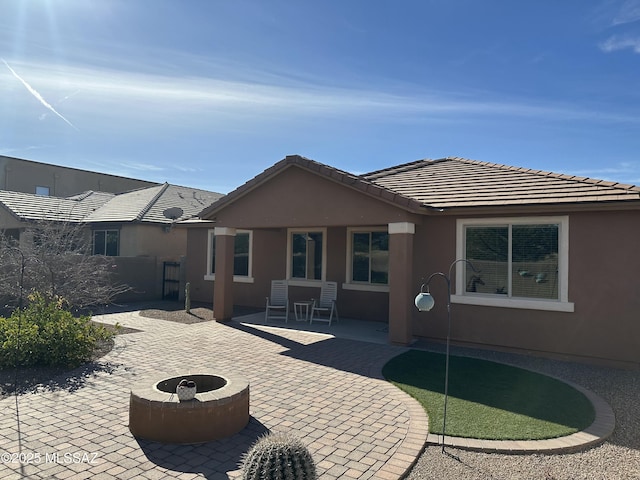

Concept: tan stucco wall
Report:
left=112, top=256, right=162, bottom=301
left=186, top=224, right=392, bottom=321
left=0, top=155, right=156, bottom=196
left=118, top=224, right=186, bottom=259
left=104, top=224, right=187, bottom=301
left=189, top=164, right=416, bottom=320
left=187, top=162, right=640, bottom=366
left=410, top=211, right=640, bottom=368
left=185, top=226, right=213, bottom=303
left=212, top=166, right=417, bottom=228
left=0, top=207, right=23, bottom=229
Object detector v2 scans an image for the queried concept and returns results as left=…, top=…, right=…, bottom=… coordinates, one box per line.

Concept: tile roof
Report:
left=1, top=183, right=223, bottom=225
left=135, top=184, right=223, bottom=223
left=0, top=190, right=114, bottom=222
left=363, top=157, right=640, bottom=209
left=198, top=155, right=424, bottom=218
left=84, top=184, right=166, bottom=223
left=200, top=155, right=640, bottom=218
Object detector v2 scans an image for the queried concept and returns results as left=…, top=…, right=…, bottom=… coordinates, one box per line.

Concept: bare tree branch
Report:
left=0, top=220, right=131, bottom=310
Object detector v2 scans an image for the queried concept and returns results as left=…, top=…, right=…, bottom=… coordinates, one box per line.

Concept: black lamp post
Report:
left=414, top=259, right=479, bottom=452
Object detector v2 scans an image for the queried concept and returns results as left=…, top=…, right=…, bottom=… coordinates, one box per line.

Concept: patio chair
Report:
left=310, top=281, right=339, bottom=326
left=265, top=280, right=289, bottom=323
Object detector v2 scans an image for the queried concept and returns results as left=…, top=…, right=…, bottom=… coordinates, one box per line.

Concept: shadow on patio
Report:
left=136, top=416, right=269, bottom=480
left=217, top=314, right=407, bottom=379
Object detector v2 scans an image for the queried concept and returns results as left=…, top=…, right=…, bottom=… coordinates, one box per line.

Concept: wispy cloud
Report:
left=175, top=166, right=201, bottom=173
left=566, top=161, right=640, bottom=184
left=119, top=162, right=166, bottom=172
left=5, top=58, right=640, bottom=138
left=611, top=0, right=640, bottom=25
left=2, top=58, right=78, bottom=130
left=599, top=35, right=640, bottom=53
left=0, top=145, right=48, bottom=156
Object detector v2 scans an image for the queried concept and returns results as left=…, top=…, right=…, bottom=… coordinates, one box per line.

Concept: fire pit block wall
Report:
left=129, top=371, right=250, bottom=444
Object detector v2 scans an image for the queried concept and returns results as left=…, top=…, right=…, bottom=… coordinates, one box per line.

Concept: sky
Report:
left=1, top=0, right=640, bottom=194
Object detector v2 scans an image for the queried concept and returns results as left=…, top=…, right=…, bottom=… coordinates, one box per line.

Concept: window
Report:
left=454, top=217, right=573, bottom=312
left=93, top=230, right=119, bottom=256
left=348, top=229, right=389, bottom=285
left=206, top=230, right=252, bottom=282
left=35, top=186, right=50, bottom=196
left=287, top=229, right=325, bottom=282
left=1, top=228, right=20, bottom=245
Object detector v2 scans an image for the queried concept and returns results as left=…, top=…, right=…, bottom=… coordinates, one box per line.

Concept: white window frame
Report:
left=452, top=216, right=574, bottom=312
left=204, top=229, right=254, bottom=283
left=343, top=226, right=390, bottom=293
left=286, top=228, right=327, bottom=286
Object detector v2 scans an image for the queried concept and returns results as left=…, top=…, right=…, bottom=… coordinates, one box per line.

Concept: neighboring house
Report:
left=0, top=183, right=223, bottom=301
left=0, top=154, right=158, bottom=197
left=186, top=155, right=640, bottom=368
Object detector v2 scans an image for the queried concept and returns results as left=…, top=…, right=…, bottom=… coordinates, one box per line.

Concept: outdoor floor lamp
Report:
left=414, top=258, right=479, bottom=453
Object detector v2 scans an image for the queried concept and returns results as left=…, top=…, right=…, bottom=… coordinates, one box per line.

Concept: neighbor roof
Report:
left=0, top=190, right=114, bottom=222
left=363, top=157, right=640, bottom=209
left=85, top=183, right=223, bottom=223
left=0, top=183, right=223, bottom=225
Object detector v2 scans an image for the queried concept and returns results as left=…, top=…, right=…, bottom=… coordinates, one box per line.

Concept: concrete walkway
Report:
left=0, top=310, right=615, bottom=479
left=0, top=311, right=428, bottom=480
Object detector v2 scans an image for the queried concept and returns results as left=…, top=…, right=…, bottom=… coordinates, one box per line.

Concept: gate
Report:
left=162, top=261, right=181, bottom=300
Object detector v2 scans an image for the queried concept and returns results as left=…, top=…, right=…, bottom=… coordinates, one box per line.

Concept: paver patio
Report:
left=0, top=310, right=428, bottom=479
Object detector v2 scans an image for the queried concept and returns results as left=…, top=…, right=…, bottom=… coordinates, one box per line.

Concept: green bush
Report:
left=0, top=293, right=114, bottom=369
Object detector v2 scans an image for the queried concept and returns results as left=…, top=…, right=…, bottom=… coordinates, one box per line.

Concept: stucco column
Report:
left=213, top=227, right=236, bottom=322
left=388, top=222, right=415, bottom=345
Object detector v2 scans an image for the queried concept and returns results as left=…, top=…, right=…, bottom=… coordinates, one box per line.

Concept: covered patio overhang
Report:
left=200, top=156, right=427, bottom=345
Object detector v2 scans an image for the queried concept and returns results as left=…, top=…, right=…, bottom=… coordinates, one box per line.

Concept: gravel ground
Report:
left=406, top=346, right=640, bottom=480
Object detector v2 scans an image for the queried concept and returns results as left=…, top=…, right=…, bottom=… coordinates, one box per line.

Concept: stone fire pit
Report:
left=129, top=370, right=249, bottom=444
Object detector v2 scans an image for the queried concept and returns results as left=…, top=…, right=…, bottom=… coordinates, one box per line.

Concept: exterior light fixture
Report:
left=414, top=258, right=479, bottom=453
left=414, top=285, right=435, bottom=312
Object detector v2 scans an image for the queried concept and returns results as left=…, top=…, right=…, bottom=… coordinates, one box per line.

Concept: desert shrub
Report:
left=0, top=293, right=114, bottom=369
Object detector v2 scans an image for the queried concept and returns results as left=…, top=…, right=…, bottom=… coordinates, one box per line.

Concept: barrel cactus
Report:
left=241, top=431, right=317, bottom=480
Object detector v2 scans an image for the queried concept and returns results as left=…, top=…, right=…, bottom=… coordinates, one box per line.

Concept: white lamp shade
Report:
left=415, top=292, right=435, bottom=312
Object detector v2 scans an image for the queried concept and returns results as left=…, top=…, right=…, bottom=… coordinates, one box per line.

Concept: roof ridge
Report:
left=134, top=183, right=169, bottom=221
left=67, top=190, right=95, bottom=201
left=362, top=158, right=445, bottom=179
left=283, top=155, right=424, bottom=211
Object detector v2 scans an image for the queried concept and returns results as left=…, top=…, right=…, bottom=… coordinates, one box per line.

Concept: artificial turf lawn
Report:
left=382, top=350, right=595, bottom=440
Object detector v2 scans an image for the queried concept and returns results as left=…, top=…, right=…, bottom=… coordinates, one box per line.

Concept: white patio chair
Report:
left=310, top=281, right=339, bottom=326
left=265, top=280, right=289, bottom=323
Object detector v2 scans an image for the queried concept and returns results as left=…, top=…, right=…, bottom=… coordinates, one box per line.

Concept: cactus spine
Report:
left=241, top=431, right=317, bottom=480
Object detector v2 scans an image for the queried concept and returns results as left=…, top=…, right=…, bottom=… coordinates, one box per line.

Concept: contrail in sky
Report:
left=2, top=58, right=78, bottom=130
